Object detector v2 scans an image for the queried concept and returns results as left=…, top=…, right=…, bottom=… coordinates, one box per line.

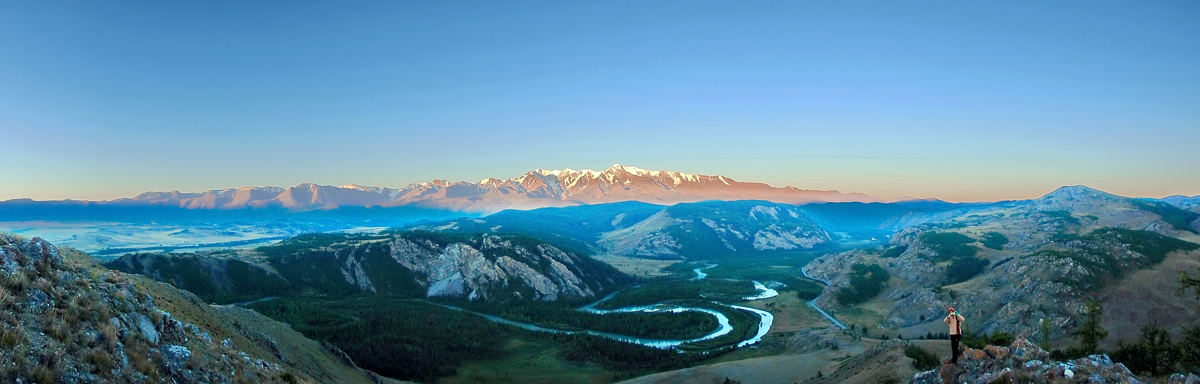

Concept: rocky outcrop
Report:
left=601, top=201, right=832, bottom=259
left=390, top=233, right=616, bottom=301
left=805, top=213, right=1198, bottom=342
left=910, top=337, right=1170, bottom=384
left=0, top=234, right=308, bottom=383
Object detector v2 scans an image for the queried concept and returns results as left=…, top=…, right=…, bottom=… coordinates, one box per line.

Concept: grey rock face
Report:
left=20, top=237, right=61, bottom=266
left=389, top=235, right=600, bottom=301
left=26, top=288, right=53, bottom=313
left=1168, top=373, right=1200, bottom=384
left=160, top=344, right=191, bottom=372
left=911, top=337, right=1152, bottom=384
left=120, top=313, right=159, bottom=345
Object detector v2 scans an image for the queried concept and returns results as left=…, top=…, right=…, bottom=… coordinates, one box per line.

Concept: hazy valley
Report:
left=5, top=166, right=1200, bottom=383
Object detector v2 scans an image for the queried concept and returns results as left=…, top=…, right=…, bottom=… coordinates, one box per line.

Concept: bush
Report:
left=981, top=232, right=1008, bottom=250
left=944, top=257, right=989, bottom=284
left=905, top=344, right=940, bottom=371
left=882, top=245, right=908, bottom=258
left=835, top=263, right=890, bottom=306
left=86, top=347, right=113, bottom=373
left=1112, top=322, right=1179, bottom=377
left=920, top=232, right=978, bottom=262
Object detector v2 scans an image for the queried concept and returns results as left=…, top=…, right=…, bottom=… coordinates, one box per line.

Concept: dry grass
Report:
left=32, top=345, right=64, bottom=384
left=0, top=325, right=19, bottom=347
left=3, top=269, right=29, bottom=292
left=42, top=316, right=71, bottom=342
left=86, top=346, right=114, bottom=373
left=99, top=322, right=119, bottom=351
left=31, top=366, right=58, bottom=384
left=31, top=276, right=52, bottom=294
left=127, top=340, right=160, bottom=380
left=0, top=286, right=15, bottom=309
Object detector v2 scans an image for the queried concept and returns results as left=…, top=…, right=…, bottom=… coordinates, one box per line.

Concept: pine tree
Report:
left=1140, top=321, right=1179, bottom=377
left=1071, top=299, right=1108, bottom=355
left=1182, top=266, right=1200, bottom=301
left=1180, top=257, right=1200, bottom=372
left=1040, top=318, right=1051, bottom=351
left=1179, top=325, right=1200, bottom=374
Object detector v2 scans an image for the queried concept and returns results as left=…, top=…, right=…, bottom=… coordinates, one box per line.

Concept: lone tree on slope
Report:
left=1071, top=299, right=1108, bottom=356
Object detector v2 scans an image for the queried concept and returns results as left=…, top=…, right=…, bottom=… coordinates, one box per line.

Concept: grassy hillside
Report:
left=1, top=234, right=378, bottom=384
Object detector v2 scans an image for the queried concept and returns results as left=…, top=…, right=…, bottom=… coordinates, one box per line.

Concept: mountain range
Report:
left=5, top=164, right=882, bottom=213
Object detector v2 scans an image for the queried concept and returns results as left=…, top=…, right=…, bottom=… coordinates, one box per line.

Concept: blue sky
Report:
left=2, top=1, right=1198, bottom=202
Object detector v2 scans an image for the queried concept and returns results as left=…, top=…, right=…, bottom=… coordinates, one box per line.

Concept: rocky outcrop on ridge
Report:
left=110, top=231, right=630, bottom=304
left=600, top=200, right=833, bottom=259
left=0, top=234, right=323, bottom=383
left=910, top=337, right=1194, bottom=384
left=804, top=185, right=1200, bottom=343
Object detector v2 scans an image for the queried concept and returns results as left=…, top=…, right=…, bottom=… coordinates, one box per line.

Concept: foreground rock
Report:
left=910, top=337, right=1176, bottom=384
left=0, top=234, right=378, bottom=383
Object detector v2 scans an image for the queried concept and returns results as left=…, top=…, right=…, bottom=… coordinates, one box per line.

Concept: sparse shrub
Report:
left=42, top=316, right=71, bottom=342
left=99, top=322, right=119, bottom=350
left=31, top=366, right=58, bottom=384
left=0, top=286, right=14, bottom=309
left=127, top=340, right=160, bottom=380
left=86, top=347, right=114, bottom=373
left=31, top=277, right=52, bottom=294
left=44, top=322, right=70, bottom=342
left=3, top=270, right=29, bottom=292
left=33, top=346, right=64, bottom=384
left=0, top=325, right=19, bottom=347
left=277, top=372, right=299, bottom=384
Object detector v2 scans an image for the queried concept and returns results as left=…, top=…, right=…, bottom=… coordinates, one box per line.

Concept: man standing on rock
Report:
left=944, top=307, right=965, bottom=364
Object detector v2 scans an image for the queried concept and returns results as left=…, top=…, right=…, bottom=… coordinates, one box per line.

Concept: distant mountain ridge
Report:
left=8, top=164, right=883, bottom=213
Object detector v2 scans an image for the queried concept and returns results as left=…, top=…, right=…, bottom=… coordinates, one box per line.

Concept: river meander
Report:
left=431, top=264, right=780, bottom=351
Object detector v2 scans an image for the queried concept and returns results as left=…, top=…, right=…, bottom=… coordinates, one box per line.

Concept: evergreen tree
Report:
left=1180, top=256, right=1200, bottom=373
left=1040, top=318, right=1051, bottom=351
left=1116, top=321, right=1180, bottom=377
left=1071, top=299, right=1108, bottom=355
left=1179, top=325, right=1200, bottom=374
left=1181, top=265, right=1200, bottom=301
left=1141, top=322, right=1180, bottom=377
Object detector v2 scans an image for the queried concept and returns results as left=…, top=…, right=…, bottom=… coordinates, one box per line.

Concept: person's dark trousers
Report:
left=950, top=334, right=961, bottom=364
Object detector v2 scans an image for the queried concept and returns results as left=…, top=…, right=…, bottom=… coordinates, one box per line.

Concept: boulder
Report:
left=160, top=344, right=191, bottom=372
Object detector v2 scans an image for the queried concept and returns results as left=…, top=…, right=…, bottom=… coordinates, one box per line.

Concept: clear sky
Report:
left=2, top=1, right=1198, bottom=202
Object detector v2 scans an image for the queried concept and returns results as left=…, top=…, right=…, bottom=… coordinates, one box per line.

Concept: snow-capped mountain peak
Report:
left=116, top=165, right=883, bottom=213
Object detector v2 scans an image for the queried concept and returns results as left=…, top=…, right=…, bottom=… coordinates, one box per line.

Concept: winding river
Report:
left=431, top=264, right=777, bottom=351
left=691, top=264, right=717, bottom=280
